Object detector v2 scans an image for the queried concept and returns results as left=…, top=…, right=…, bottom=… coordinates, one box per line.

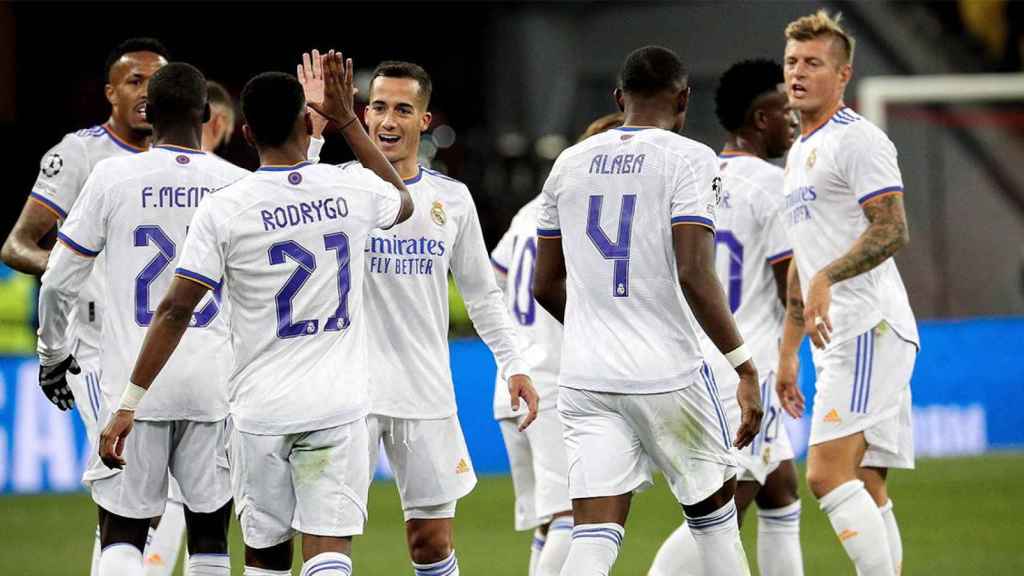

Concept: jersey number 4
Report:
left=135, top=226, right=219, bottom=327
left=587, top=194, right=636, bottom=298
left=269, top=232, right=351, bottom=339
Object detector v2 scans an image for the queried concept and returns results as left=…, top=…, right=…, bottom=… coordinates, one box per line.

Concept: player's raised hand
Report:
left=733, top=364, right=764, bottom=449
left=99, top=409, right=135, bottom=470
left=508, top=374, right=540, bottom=431
left=38, top=355, right=80, bottom=411
left=298, top=49, right=325, bottom=110
left=308, top=50, right=358, bottom=128
left=804, top=272, right=833, bottom=349
left=776, top=352, right=805, bottom=418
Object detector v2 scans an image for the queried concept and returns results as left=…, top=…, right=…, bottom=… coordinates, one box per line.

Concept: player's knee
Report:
left=805, top=467, right=838, bottom=499
left=184, top=502, right=231, bottom=554
left=407, top=524, right=452, bottom=564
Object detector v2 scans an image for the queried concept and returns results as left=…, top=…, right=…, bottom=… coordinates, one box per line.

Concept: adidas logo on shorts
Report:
left=823, top=408, right=842, bottom=423
left=455, top=458, right=470, bottom=474
left=838, top=528, right=859, bottom=542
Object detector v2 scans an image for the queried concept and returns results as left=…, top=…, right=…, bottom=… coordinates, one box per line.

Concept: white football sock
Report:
left=559, top=523, right=624, bottom=576
left=687, top=499, right=751, bottom=576
left=300, top=551, right=352, bottom=576
left=90, top=525, right=102, bottom=576
left=647, top=523, right=702, bottom=576
left=186, top=553, right=230, bottom=575
left=537, top=516, right=573, bottom=576
left=757, top=500, right=804, bottom=576
left=530, top=529, right=546, bottom=576
left=413, top=550, right=459, bottom=576
left=145, top=500, right=187, bottom=576
left=819, top=480, right=894, bottom=575
left=99, top=543, right=144, bottom=576
left=879, top=499, right=903, bottom=575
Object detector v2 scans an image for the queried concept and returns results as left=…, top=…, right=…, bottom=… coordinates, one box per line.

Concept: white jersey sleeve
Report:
left=36, top=171, right=109, bottom=365
left=175, top=198, right=226, bottom=291
left=670, top=149, right=719, bottom=230
left=839, top=124, right=904, bottom=205
left=490, top=226, right=515, bottom=276
left=451, top=193, right=528, bottom=380
left=759, top=171, right=792, bottom=264
left=30, top=134, right=91, bottom=218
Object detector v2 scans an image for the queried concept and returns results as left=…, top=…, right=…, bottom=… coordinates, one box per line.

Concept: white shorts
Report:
left=230, top=419, right=370, bottom=549
left=367, top=414, right=477, bottom=519
left=498, top=408, right=571, bottom=531
left=558, top=379, right=737, bottom=507
left=89, top=419, right=231, bottom=519
left=809, top=321, right=916, bottom=469
left=711, top=364, right=796, bottom=485
left=67, top=341, right=103, bottom=456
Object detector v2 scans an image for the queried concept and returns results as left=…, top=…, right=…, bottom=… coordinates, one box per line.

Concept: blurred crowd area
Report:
left=928, top=0, right=1024, bottom=71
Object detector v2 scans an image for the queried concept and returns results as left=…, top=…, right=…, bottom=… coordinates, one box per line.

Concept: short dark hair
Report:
left=618, top=46, right=687, bottom=97
left=370, top=61, right=432, bottom=107
left=207, top=81, right=235, bottom=114
left=714, top=59, right=784, bottom=133
left=240, top=72, right=306, bottom=148
left=105, top=38, right=170, bottom=81
left=146, top=62, right=207, bottom=129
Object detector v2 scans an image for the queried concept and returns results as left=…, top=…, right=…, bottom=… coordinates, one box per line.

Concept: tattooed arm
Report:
left=803, top=193, right=909, bottom=348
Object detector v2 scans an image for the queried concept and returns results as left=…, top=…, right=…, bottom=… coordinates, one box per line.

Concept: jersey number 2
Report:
left=586, top=194, right=636, bottom=297
left=134, top=225, right=218, bottom=327
left=269, top=232, right=351, bottom=339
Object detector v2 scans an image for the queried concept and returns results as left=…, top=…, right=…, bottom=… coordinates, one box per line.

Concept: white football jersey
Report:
left=783, top=107, right=919, bottom=347
left=362, top=165, right=526, bottom=419
left=31, top=125, right=146, bottom=352
left=491, top=194, right=562, bottom=419
left=38, top=145, right=249, bottom=420
left=537, top=127, right=719, bottom=394
left=176, top=161, right=403, bottom=434
left=710, top=152, right=790, bottom=372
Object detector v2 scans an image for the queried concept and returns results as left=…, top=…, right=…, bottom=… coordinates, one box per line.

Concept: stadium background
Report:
left=1, top=0, right=1023, bottom=573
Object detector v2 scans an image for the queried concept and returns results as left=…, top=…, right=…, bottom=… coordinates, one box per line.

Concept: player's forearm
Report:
left=466, top=287, right=528, bottom=377
left=780, top=260, right=805, bottom=357
left=129, top=298, right=194, bottom=390
left=822, top=195, right=909, bottom=285
left=1, top=233, right=50, bottom=276
left=533, top=278, right=565, bottom=324
left=679, top=268, right=747, bottom=360
left=36, top=245, right=92, bottom=363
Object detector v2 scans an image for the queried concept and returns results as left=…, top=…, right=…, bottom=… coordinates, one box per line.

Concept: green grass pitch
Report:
left=2, top=454, right=1022, bottom=574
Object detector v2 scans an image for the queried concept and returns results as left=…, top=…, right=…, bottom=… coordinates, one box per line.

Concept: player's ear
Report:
left=105, top=83, right=116, bottom=106
left=753, top=107, right=768, bottom=131
left=242, top=124, right=256, bottom=148
left=202, top=103, right=211, bottom=124
left=677, top=86, right=690, bottom=114
left=613, top=88, right=625, bottom=113
left=420, top=111, right=432, bottom=133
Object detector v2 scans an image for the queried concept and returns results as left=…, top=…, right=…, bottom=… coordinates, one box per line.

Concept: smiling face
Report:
left=783, top=36, right=851, bottom=119
left=106, top=51, right=168, bottom=132
left=364, top=76, right=431, bottom=165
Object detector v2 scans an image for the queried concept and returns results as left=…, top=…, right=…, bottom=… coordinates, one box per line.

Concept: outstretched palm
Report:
left=297, top=49, right=325, bottom=109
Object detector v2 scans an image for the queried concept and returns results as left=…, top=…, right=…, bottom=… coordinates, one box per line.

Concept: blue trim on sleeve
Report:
left=766, top=249, right=794, bottom=264
left=57, top=232, right=100, bottom=257
left=29, top=192, right=68, bottom=219
left=670, top=215, right=715, bottom=229
left=858, top=186, right=903, bottom=205
left=174, top=267, right=221, bottom=290
left=536, top=228, right=561, bottom=238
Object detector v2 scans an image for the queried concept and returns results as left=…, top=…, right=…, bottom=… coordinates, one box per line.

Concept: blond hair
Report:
left=785, top=10, right=856, bottom=65
left=578, top=112, right=624, bottom=142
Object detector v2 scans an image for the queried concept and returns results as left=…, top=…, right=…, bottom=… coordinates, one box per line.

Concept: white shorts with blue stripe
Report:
left=66, top=340, right=103, bottom=469
left=809, top=320, right=917, bottom=469
left=557, top=371, right=737, bottom=507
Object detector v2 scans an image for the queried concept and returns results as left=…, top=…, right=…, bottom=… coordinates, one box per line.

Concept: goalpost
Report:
left=857, top=73, right=1024, bottom=130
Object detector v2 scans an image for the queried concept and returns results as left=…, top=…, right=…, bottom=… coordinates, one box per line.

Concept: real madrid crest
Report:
left=806, top=148, right=817, bottom=170
left=431, top=200, right=447, bottom=227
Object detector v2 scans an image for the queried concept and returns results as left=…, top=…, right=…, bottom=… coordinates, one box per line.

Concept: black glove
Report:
left=39, top=355, right=80, bottom=411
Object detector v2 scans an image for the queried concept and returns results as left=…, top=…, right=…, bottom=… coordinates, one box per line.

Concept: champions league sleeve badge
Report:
left=41, top=153, right=63, bottom=177
left=431, top=200, right=447, bottom=226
